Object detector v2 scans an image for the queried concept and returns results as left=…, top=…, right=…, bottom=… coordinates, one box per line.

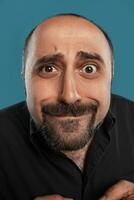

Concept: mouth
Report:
left=45, top=113, right=92, bottom=120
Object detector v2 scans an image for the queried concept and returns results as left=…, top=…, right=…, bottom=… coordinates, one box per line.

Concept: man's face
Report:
left=24, top=16, right=112, bottom=151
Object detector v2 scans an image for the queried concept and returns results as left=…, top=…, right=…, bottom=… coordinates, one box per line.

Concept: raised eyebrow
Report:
left=34, top=53, right=64, bottom=67
left=76, top=51, right=105, bottom=65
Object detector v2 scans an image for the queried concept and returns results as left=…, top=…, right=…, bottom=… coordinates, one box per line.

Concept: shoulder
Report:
left=0, top=101, right=26, bottom=117
left=0, top=101, right=30, bottom=136
left=0, top=101, right=29, bottom=119
left=0, top=102, right=32, bottom=169
left=110, top=94, right=134, bottom=128
left=111, top=94, right=134, bottom=112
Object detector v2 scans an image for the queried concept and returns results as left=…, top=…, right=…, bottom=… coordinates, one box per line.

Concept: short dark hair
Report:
left=23, top=13, right=114, bottom=73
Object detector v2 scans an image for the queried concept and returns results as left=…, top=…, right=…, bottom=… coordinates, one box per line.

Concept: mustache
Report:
left=41, top=101, right=98, bottom=117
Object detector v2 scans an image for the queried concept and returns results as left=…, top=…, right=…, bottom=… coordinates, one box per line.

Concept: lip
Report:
left=45, top=113, right=91, bottom=119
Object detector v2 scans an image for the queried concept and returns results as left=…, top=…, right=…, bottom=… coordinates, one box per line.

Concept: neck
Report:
left=62, top=141, right=92, bottom=171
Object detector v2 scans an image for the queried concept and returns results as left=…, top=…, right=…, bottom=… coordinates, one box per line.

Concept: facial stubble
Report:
left=37, top=102, right=98, bottom=152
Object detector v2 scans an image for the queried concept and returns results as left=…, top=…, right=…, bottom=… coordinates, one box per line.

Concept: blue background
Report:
left=0, top=0, right=134, bottom=108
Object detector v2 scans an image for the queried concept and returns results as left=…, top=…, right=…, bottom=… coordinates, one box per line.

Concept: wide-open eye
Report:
left=40, top=64, right=57, bottom=73
left=81, top=64, right=97, bottom=74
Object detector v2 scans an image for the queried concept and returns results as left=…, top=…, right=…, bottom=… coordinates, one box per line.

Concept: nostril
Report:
left=59, top=97, right=81, bottom=105
left=59, top=91, right=81, bottom=104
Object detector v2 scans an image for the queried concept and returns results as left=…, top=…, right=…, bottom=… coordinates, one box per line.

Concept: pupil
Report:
left=85, top=66, right=93, bottom=73
left=46, top=66, right=53, bottom=72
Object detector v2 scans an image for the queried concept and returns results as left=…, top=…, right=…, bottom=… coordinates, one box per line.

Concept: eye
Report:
left=81, top=64, right=97, bottom=74
left=40, top=64, right=57, bottom=73
left=37, top=63, right=59, bottom=78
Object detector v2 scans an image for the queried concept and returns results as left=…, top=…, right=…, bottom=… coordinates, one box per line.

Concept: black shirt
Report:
left=0, top=94, right=134, bottom=200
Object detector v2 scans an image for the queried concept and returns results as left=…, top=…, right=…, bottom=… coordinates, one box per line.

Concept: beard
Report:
left=37, top=101, right=99, bottom=152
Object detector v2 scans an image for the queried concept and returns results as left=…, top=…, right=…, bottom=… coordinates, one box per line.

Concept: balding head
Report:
left=23, top=14, right=114, bottom=73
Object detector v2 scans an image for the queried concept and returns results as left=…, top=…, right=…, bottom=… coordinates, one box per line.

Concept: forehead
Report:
left=29, top=16, right=111, bottom=65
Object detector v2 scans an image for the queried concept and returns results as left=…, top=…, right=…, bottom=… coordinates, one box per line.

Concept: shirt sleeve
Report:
left=120, top=172, right=134, bottom=183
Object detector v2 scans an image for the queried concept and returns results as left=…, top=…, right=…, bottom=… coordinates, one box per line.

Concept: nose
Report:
left=59, top=71, right=81, bottom=104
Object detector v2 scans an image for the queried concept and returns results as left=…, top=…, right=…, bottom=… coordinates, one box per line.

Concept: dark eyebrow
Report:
left=34, top=53, right=64, bottom=67
left=76, top=51, right=105, bottom=65
left=33, top=51, right=105, bottom=69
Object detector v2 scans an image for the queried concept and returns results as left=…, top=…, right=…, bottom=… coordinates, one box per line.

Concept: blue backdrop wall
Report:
left=0, top=0, right=134, bottom=108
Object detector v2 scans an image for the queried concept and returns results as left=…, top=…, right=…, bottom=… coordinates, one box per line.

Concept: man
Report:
left=0, top=14, right=134, bottom=200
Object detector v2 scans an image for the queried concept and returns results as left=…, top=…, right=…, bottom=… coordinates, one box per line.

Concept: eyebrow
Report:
left=34, top=53, right=64, bottom=67
left=34, top=51, right=105, bottom=69
left=76, top=51, right=105, bottom=65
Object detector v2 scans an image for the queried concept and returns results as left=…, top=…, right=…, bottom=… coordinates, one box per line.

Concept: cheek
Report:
left=25, top=77, right=59, bottom=125
left=78, top=76, right=111, bottom=98
left=96, top=80, right=111, bottom=125
left=78, top=77, right=111, bottom=125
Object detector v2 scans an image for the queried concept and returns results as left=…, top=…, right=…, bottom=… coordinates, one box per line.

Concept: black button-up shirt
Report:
left=0, top=94, right=134, bottom=200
